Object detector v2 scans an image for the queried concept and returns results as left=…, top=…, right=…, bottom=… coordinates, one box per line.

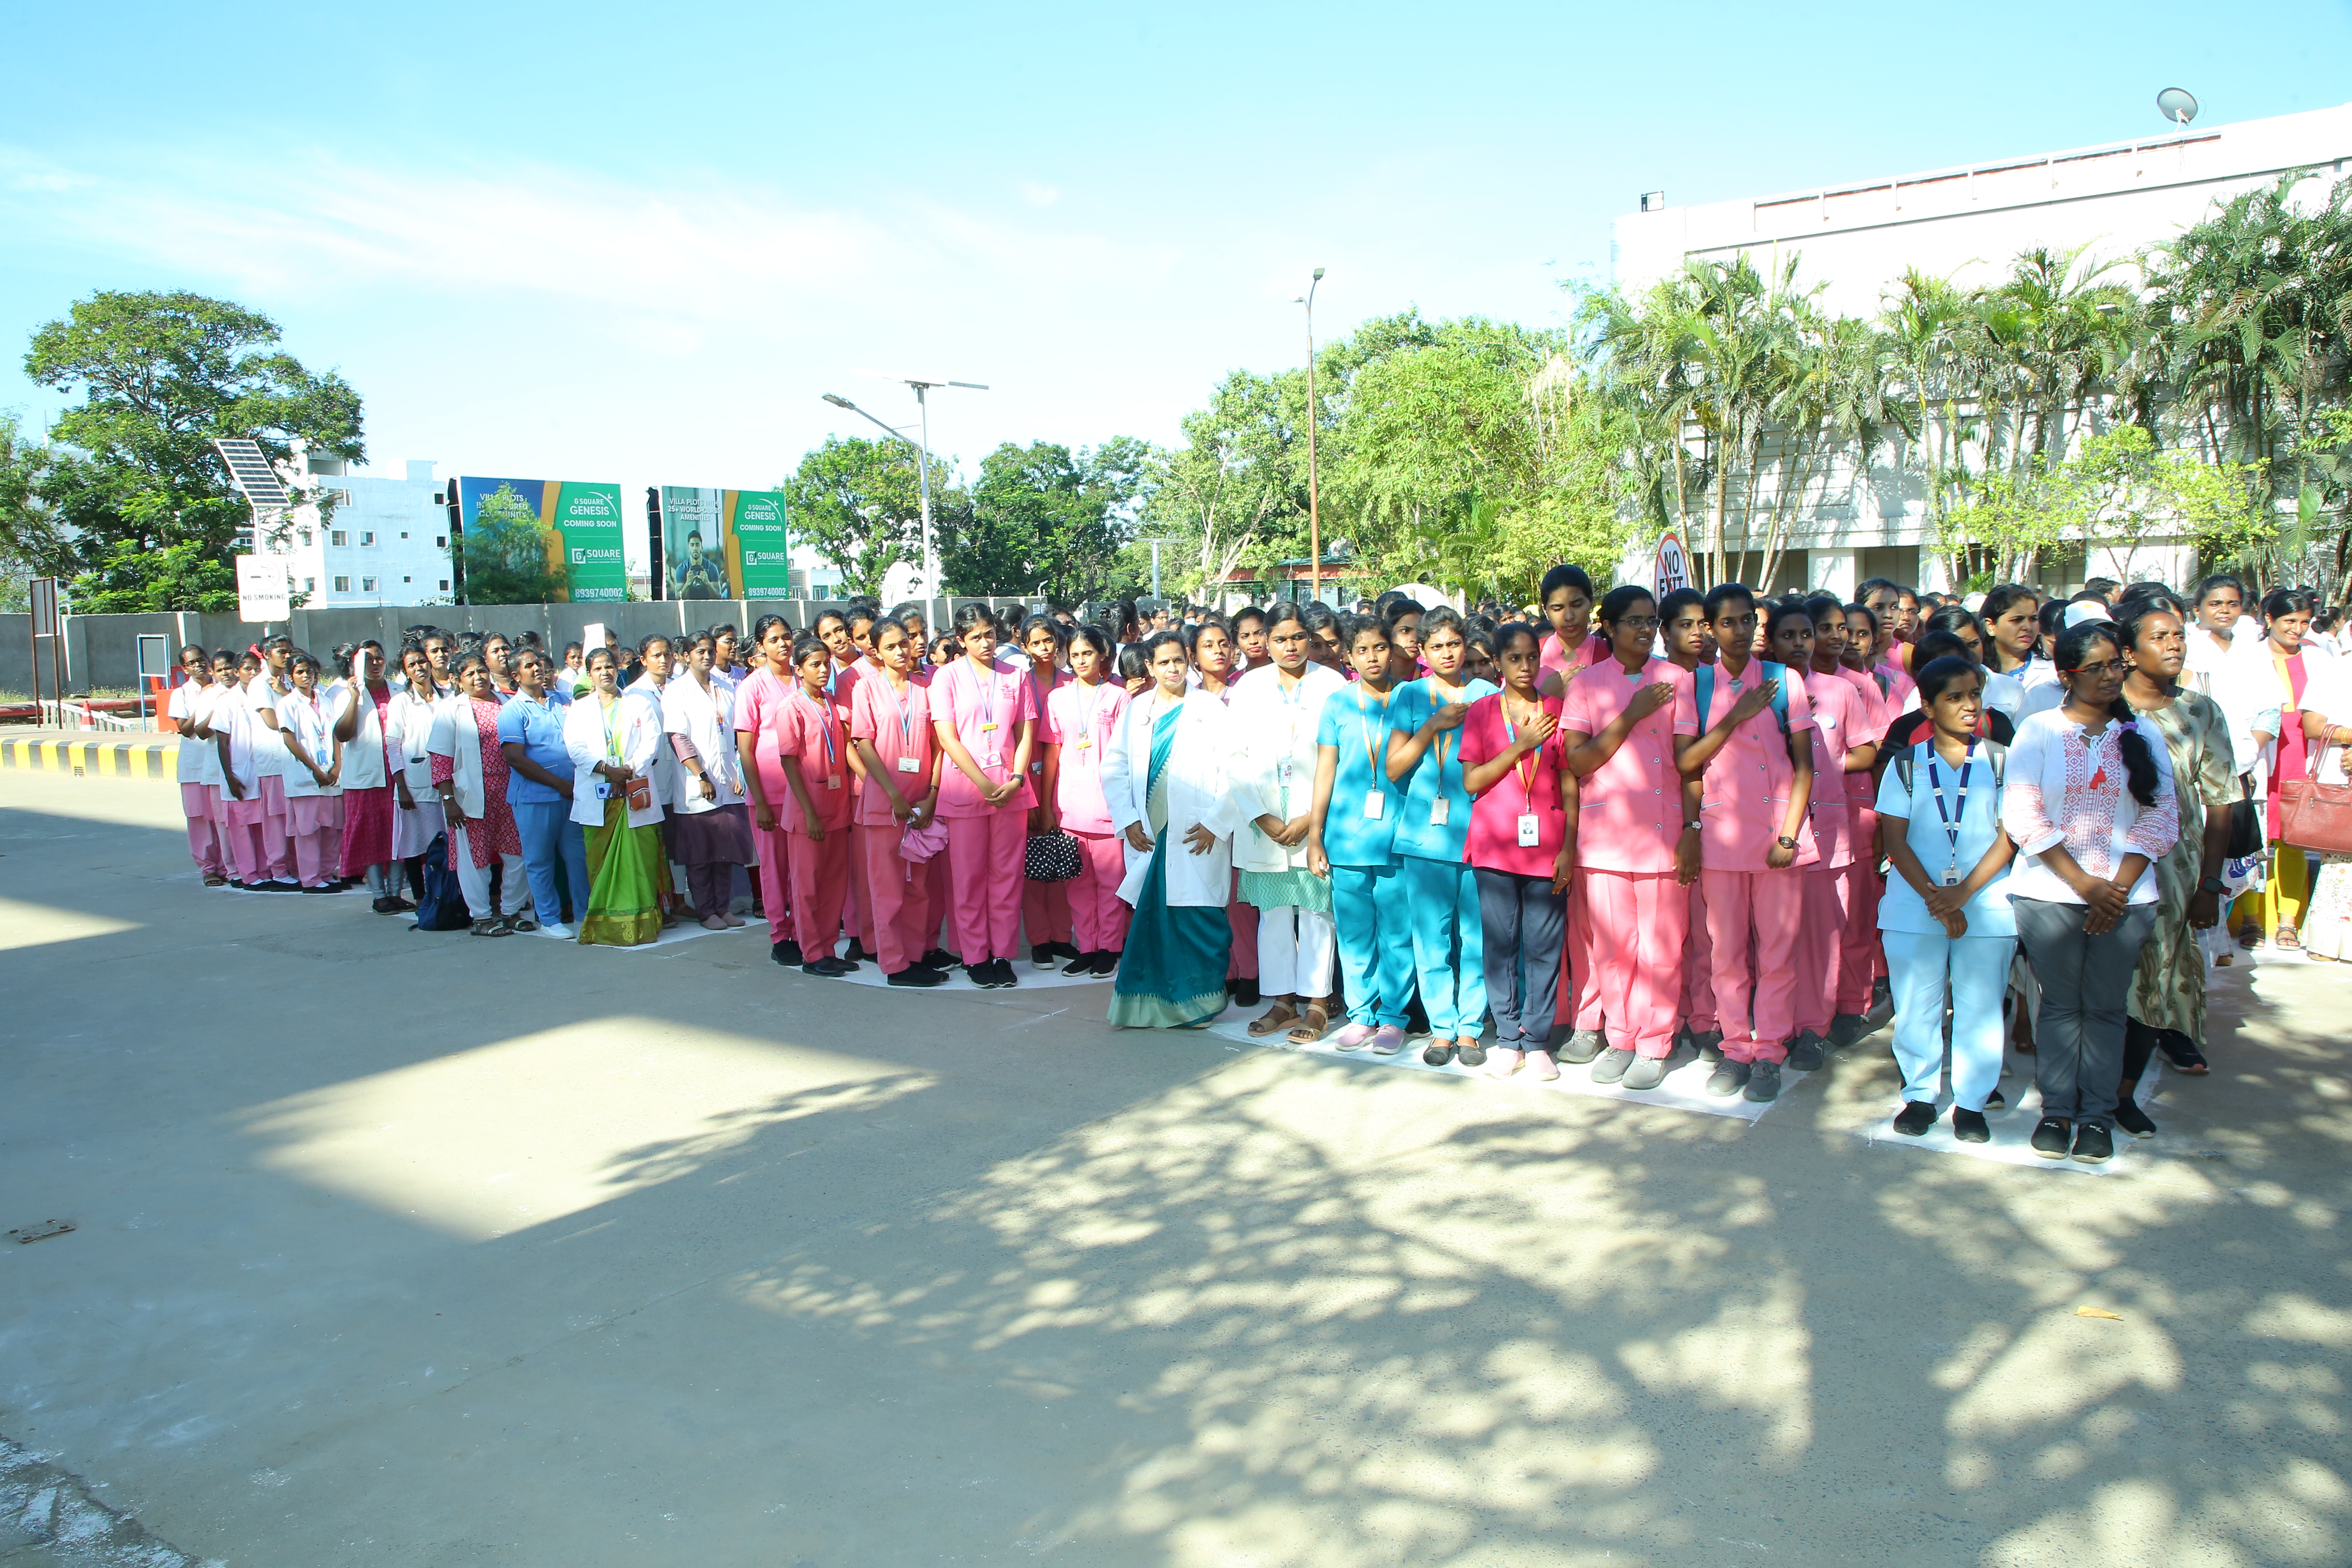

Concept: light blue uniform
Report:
left=1318, top=685, right=1414, bottom=1029
left=1387, top=677, right=1498, bottom=1038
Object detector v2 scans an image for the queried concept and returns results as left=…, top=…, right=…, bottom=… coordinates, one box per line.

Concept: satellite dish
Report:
left=2156, top=87, right=2198, bottom=128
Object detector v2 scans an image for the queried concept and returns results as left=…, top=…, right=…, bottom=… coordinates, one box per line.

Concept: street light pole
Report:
left=1299, top=267, right=1326, bottom=604
left=822, top=378, right=984, bottom=597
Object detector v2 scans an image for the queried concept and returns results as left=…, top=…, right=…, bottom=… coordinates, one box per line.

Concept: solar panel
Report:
left=212, top=439, right=291, bottom=508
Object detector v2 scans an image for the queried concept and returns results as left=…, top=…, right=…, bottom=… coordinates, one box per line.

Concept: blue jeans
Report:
left=512, top=800, right=589, bottom=927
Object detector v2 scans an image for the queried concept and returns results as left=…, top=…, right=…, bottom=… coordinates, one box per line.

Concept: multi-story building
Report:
left=1610, top=100, right=2352, bottom=596
left=247, top=454, right=453, bottom=608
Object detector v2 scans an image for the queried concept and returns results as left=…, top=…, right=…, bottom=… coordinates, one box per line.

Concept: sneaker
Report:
left=1784, top=1031, right=1826, bottom=1073
left=1892, top=1100, right=1937, bottom=1137
left=843, top=939, right=872, bottom=963
left=1486, top=1047, right=1524, bottom=1078
left=772, top=940, right=804, bottom=967
left=1864, top=978, right=1895, bottom=1028
left=1590, top=1047, right=1636, bottom=1085
left=1951, top=1107, right=1990, bottom=1143
left=1559, top=1028, right=1606, bottom=1065
left=1986, top=1088, right=2007, bottom=1111
left=1330, top=1023, right=1376, bottom=1051
left=1690, top=1028, right=1725, bottom=1065
left=1621, top=1054, right=1670, bottom=1091
left=1091, top=950, right=1122, bottom=977
left=1369, top=1026, right=1406, bottom=1056
left=2070, top=1121, right=2115, bottom=1164
left=887, top=965, right=947, bottom=988
left=539, top=922, right=575, bottom=940
left=2114, top=1098, right=2157, bottom=1138
left=1032, top=945, right=1056, bottom=970
left=1231, top=978, right=1261, bottom=1007
left=922, top=948, right=956, bottom=971
left=1742, top=1060, right=1782, bottom=1103
left=1706, top=1060, right=1752, bottom=1097
left=1516, top=1049, right=1552, bottom=1081
left=1828, top=1012, right=1875, bottom=1048
left=803, top=957, right=852, bottom=977
left=1062, top=950, right=1099, bottom=976
left=2029, top=1116, right=2073, bottom=1159
left=2157, top=1032, right=2209, bottom=1075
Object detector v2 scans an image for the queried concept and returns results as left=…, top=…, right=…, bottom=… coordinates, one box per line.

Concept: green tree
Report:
left=23, top=290, right=365, bottom=610
left=461, top=483, right=566, bottom=604
left=1141, top=369, right=1309, bottom=600
left=783, top=435, right=960, bottom=600
left=0, top=412, right=66, bottom=613
left=942, top=439, right=1154, bottom=603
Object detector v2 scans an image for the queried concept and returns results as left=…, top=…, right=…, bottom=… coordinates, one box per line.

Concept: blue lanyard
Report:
left=798, top=690, right=837, bottom=773
left=1926, top=739, right=1974, bottom=882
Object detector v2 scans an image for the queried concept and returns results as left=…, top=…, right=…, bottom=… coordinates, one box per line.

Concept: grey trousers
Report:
left=1476, top=868, right=1567, bottom=1046
left=2012, top=896, right=2157, bottom=1127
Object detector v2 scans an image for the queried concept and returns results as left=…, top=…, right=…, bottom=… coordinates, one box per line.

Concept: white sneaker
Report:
left=539, top=922, right=575, bottom=940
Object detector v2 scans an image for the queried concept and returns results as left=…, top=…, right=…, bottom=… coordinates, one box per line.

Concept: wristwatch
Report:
left=2199, top=875, right=2228, bottom=895
left=1683, top=819, right=1703, bottom=831
left=1777, top=835, right=1800, bottom=850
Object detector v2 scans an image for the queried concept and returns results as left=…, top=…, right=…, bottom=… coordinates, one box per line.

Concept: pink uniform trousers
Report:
left=1582, top=869, right=1691, bottom=1057
left=217, top=785, right=267, bottom=883
left=845, top=825, right=874, bottom=954
left=926, top=853, right=952, bottom=958
left=256, top=773, right=294, bottom=881
left=945, top=810, right=1025, bottom=964
left=1853, top=806, right=1889, bottom=989
left=181, top=783, right=225, bottom=878
left=1066, top=831, right=1130, bottom=954
left=1022, top=875, right=1072, bottom=953
left=1552, top=877, right=1605, bottom=1032
left=1226, top=871, right=1258, bottom=980
left=752, top=821, right=795, bottom=946
left=1793, top=863, right=1851, bottom=1038
left=1701, top=866, right=1805, bottom=1063
left=856, top=822, right=933, bottom=974
left=287, top=794, right=344, bottom=887
left=1683, top=872, right=1716, bottom=1031
left=787, top=826, right=849, bottom=960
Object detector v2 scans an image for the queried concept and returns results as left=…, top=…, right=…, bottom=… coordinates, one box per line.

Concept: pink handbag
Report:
left=899, top=817, right=950, bottom=864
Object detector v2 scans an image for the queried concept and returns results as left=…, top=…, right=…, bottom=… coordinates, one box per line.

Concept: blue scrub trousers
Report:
left=1883, top=927, right=2011, bottom=1113
left=1330, top=862, right=1417, bottom=1028
left=1400, top=853, right=1484, bottom=1037
left=512, top=799, right=590, bottom=927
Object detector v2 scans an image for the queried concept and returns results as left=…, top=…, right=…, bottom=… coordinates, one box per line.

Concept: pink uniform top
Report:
left=733, top=666, right=797, bottom=811
left=1672, top=657, right=1819, bottom=873
left=1457, top=691, right=1570, bottom=877
left=828, top=657, right=863, bottom=720
left=1875, top=658, right=1918, bottom=714
left=774, top=685, right=853, bottom=833
left=1562, top=657, right=1693, bottom=875
left=931, top=658, right=1038, bottom=818
left=1540, top=631, right=1610, bottom=692
left=1024, top=668, right=1062, bottom=790
left=1044, top=679, right=1128, bottom=835
left=1800, top=670, right=1866, bottom=868
left=847, top=668, right=936, bottom=826
left=1831, top=664, right=1890, bottom=805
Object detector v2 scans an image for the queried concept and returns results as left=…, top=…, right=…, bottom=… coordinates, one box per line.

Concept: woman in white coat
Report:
left=565, top=645, right=668, bottom=946
left=660, top=630, right=753, bottom=930
left=386, top=644, right=448, bottom=900
left=1225, top=604, right=1349, bottom=1040
left=1104, top=631, right=1245, bottom=1028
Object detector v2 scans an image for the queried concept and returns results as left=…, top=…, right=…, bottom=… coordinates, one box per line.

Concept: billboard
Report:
left=456, top=477, right=629, bottom=603
left=658, top=486, right=792, bottom=599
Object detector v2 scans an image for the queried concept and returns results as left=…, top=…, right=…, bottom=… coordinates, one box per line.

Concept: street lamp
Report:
left=1294, top=267, right=1326, bottom=602
left=820, top=376, right=987, bottom=596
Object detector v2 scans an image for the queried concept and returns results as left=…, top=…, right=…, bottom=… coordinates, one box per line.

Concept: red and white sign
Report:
left=1655, top=532, right=1692, bottom=596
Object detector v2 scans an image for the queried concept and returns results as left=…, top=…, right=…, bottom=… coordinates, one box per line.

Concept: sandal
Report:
left=1249, top=1001, right=1300, bottom=1038
left=2238, top=924, right=2265, bottom=950
left=2276, top=924, right=2303, bottom=951
left=1285, top=1002, right=1331, bottom=1045
left=508, top=913, right=539, bottom=934
left=470, top=918, right=508, bottom=938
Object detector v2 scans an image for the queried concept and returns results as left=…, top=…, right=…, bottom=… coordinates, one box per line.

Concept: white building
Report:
left=251, top=455, right=454, bottom=608
left=1610, top=100, right=2352, bottom=597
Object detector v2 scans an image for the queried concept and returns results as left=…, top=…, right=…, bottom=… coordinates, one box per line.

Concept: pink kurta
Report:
left=1044, top=681, right=1128, bottom=835
left=847, top=671, right=935, bottom=826
left=1540, top=631, right=1610, bottom=692
left=774, top=688, right=854, bottom=834
left=1458, top=693, right=1570, bottom=876
left=1561, top=658, right=1691, bottom=874
left=734, top=667, right=797, bottom=809
left=931, top=659, right=1037, bottom=818
left=1673, top=659, right=1820, bottom=872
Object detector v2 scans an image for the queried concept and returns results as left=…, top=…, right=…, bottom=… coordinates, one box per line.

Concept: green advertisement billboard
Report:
left=457, top=477, right=629, bottom=603
left=659, top=485, right=792, bottom=599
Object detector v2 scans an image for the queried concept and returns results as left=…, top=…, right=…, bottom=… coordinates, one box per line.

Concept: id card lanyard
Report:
left=1356, top=687, right=1390, bottom=820
left=1429, top=678, right=1462, bottom=826
left=800, top=690, right=842, bottom=788
left=878, top=675, right=921, bottom=773
left=1504, top=699, right=1542, bottom=848
left=1927, top=739, right=1974, bottom=886
left=1276, top=675, right=1307, bottom=793
left=973, top=664, right=1002, bottom=770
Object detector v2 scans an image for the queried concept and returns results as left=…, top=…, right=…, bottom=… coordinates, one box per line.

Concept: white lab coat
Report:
left=1225, top=662, right=1348, bottom=874
left=276, top=687, right=341, bottom=799
left=426, top=699, right=500, bottom=820
left=1103, top=687, right=1245, bottom=908
left=331, top=680, right=391, bottom=791
left=626, top=673, right=681, bottom=808
left=659, top=673, right=743, bottom=811
left=564, top=690, right=666, bottom=830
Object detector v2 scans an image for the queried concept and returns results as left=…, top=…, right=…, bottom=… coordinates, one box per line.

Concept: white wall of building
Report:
left=256, top=457, right=453, bottom=608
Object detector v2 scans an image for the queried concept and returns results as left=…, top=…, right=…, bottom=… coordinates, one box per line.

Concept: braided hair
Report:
left=2053, top=621, right=2159, bottom=807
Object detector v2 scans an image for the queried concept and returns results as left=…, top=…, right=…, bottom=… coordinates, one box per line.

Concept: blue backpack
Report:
left=1693, top=660, right=1792, bottom=735
left=411, top=832, right=471, bottom=931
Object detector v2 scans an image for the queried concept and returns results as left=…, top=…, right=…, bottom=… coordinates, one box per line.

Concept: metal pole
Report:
left=1304, top=271, right=1323, bottom=604
left=915, top=385, right=935, bottom=596
left=1149, top=540, right=1161, bottom=600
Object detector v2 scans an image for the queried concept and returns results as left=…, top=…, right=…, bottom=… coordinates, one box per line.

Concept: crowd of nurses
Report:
left=163, top=568, right=2328, bottom=1162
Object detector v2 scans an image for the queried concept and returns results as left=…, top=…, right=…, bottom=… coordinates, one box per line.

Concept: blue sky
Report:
left=4, top=0, right=2349, bottom=511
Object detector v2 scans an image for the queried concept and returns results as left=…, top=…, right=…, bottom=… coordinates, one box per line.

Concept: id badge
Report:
left=1363, top=790, right=1385, bottom=821
left=982, top=752, right=1001, bottom=771
left=895, top=755, right=920, bottom=774
left=1429, top=797, right=1449, bottom=826
left=1942, top=869, right=1960, bottom=887
left=826, top=775, right=843, bottom=791
left=1279, top=757, right=1294, bottom=785
left=593, top=778, right=614, bottom=801
left=1516, top=812, right=1541, bottom=849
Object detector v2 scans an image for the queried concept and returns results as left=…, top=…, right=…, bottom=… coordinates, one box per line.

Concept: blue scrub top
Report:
left=1316, top=684, right=1405, bottom=867
left=1385, top=676, right=1498, bottom=863
left=1875, top=739, right=2015, bottom=937
left=497, top=693, right=575, bottom=805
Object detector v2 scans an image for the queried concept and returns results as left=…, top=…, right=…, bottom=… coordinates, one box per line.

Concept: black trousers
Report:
left=2013, top=896, right=2157, bottom=1127
left=1476, top=867, right=1566, bottom=1046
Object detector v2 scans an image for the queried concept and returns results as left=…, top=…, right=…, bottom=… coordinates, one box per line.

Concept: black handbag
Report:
left=2226, top=784, right=2263, bottom=860
left=1024, top=830, right=1082, bottom=882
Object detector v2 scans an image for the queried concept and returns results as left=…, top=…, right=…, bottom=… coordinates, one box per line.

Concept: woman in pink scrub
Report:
left=931, top=605, right=1038, bottom=989
left=1534, top=564, right=1610, bottom=1057
left=847, top=617, right=946, bottom=987
left=1656, top=589, right=1720, bottom=1057
left=776, top=635, right=858, bottom=976
left=1018, top=615, right=1078, bottom=968
left=1042, top=624, right=1129, bottom=977
left=1561, top=586, right=1696, bottom=1092
left=1813, top=597, right=1893, bottom=1040
left=735, top=616, right=800, bottom=966
left=1673, top=584, right=1817, bottom=1105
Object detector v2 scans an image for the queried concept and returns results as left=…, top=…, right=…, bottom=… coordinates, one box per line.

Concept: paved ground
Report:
left=2, top=768, right=2347, bottom=1568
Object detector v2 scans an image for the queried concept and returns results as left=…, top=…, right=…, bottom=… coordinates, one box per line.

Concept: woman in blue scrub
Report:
left=1306, top=615, right=1416, bottom=1054
left=1385, top=605, right=1499, bottom=1065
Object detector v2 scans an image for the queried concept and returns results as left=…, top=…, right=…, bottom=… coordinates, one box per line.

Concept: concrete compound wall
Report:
left=11, top=597, right=1080, bottom=694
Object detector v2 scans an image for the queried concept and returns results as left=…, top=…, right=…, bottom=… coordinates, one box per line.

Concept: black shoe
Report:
left=1031, top=945, right=1056, bottom=970
left=1864, top=978, right=1894, bottom=1028
left=1951, top=1107, right=1991, bottom=1143
left=1892, top=1100, right=1937, bottom=1137
left=1422, top=1041, right=1457, bottom=1066
left=1457, top=1042, right=1488, bottom=1067
left=1828, top=1012, right=1875, bottom=1048
left=994, top=957, right=1019, bottom=987
left=2071, top=1121, right=2114, bottom=1164
left=1559, top=1028, right=1606, bottom=1065
left=1742, top=1060, right=1783, bottom=1102
left=2029, top=1116, right=2073, bottom=1159
left=2158, top=1031, right=2209, bottom=1075
left=258, top=878, right=304, bottom=893
left=803, top=956, right=851, bottom=977
left=1690, top=1028, right=1725, bottom=1065
left=2114, top=1098, right=2157, bottom=1138
left=1232, top=978, right=1260, bottom=1007
left=1784, top=1031, right=1826, bottom=1073
left=772, top=940, right=804, bottom=967
left=922, top=948, right=956, bottom=971
left=1589, top=1047, right=1635, bottom=1085
left=1986, top=1088, right=2007, bottom=1111
left=1706, top=1060, right=1752, bottom=1097
left=845, top=939, right=873, bottom=964
left=371, top=896, right=403, bottom=915
left=1063, top=949, right=1098, bottom=976
left=1054, top=942, right=1083, bottom=962
left=887, top=965, right=947, bottom=988
left=1092, top=949, right=1121, bottom=977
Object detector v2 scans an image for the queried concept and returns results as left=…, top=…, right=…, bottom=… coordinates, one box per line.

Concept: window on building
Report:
left=329, top=530, right=347, bottom=548
left=361, top=575, right=377, bottom=592
left=361, top=531, right=376, bottom=547
left=332, top=576, right=348, bottom=592
left=402, top=575, right=412, bottom=584
left=438, top=579, right=450, bottom=592
left=299, top=529, right=313, bottom=547
left=434, top=536, right=446, bottom=549
left=399, top=531, right=408, bottom=539
left=304, top=577, right=316, bottom=592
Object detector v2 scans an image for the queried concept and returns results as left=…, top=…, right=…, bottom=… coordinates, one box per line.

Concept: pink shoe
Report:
left=1329, top=1022, right=1376, bottom=1051
left=1487, top=1047, right=1524, bottom=1078
left=701, top=915, right=729, bottom=931
left=1525, top=1049, right=1560, bottom=1081
left=722, top=911, right=747, bottom=928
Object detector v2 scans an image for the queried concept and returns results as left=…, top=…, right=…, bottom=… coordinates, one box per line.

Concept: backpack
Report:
left=1893, top=739, right=2007, bottom=797
left=1694, top=660, right=1791, bottom=735
left=410, top=832, right=471, bottom=931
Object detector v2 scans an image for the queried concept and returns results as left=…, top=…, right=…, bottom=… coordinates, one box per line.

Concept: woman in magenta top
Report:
left=734, top=616, right=800, bottom=964
left=848, top=617, right=945, bottom=987
left=1459, top=621, right=1577, bottom=1081
left=931, top=605, right=1038, bottom=988
left=775, top=635, right=858, bottom=976
left=1042, top=624, right=1129, bottom=977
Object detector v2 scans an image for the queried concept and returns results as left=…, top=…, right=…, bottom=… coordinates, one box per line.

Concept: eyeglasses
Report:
left=2065, top=659, right=2131, bottom=677
left=1613, top=616, right=1661, bottom=630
